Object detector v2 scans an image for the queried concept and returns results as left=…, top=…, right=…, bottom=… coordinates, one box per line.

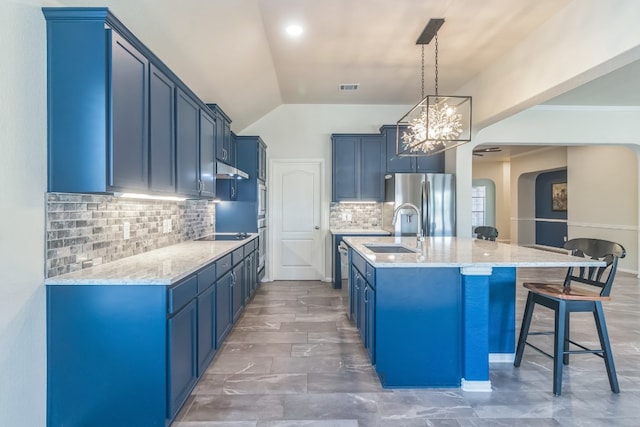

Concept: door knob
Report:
left=314, top=226, right=320, bottom=230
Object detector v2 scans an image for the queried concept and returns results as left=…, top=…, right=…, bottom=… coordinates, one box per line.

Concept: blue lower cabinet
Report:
left=365, top=282, right=376, bottom=364
left=47, top=285, right=168, bottom=427
left=168, top=299, right=198, bottom=419
left=197, top=284, right=216, bottom=375
left=216, top=271, right=233, bottom=348
left=232, top=261, right=245, bottom=322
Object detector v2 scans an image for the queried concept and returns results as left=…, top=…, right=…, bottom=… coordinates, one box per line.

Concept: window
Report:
left=471, top=185, right=486, bottom=227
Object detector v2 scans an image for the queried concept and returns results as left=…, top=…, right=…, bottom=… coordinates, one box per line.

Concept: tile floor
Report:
left=174, top=267, right=640, bottom=426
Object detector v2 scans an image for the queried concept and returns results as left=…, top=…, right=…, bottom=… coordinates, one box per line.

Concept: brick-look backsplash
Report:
left=46, top=193, right=215, bottom=278
left=329, top=202, right=383, bottom=229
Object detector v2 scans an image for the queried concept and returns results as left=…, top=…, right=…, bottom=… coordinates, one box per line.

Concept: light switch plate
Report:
left=123, top=221, right=130, bottom=240
left=163, top=219, right=172, bottom=233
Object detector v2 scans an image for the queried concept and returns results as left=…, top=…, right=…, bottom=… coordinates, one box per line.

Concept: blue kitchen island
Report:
left=343, top=236, right=604, bottom=391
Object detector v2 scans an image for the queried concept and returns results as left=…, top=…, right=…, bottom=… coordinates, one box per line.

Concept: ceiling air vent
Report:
left=339, top=83, right=359, bottom=91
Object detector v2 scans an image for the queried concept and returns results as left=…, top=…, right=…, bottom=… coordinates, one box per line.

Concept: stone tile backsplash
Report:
left=329, top=202, right=383, bottom=229
left=46, top=193, right=215, bottom=278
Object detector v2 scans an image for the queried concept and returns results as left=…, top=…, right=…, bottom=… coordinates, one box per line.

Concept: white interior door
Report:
left=271, top=160, right=323, bottom=280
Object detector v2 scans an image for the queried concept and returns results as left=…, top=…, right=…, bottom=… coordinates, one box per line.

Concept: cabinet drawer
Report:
left=365, top=263, right=376, bottom=287
left=168, top=275, right=198, bottom=315
left=352, top=250, right=366, bottom=276
left=232, top=247, right=244, bottom=265
left=216, top=254, right=232, bottom=279
left=244, top=239, right=256, bottom=253
left=197, top=262, right=216, bottom=293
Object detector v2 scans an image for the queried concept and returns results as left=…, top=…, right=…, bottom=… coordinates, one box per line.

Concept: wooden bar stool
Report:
left=474, top=226, right=498, bottom=241
left=513, top=238, right=626, bottom=395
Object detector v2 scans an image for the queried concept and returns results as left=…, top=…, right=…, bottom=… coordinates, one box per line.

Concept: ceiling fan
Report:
left=473, top=146, right=502, bottom=156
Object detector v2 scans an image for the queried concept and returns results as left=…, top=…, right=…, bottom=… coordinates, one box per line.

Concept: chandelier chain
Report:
left=434, top=33, right=438, bottom=96
left=420, top=45, right=425, bottom=99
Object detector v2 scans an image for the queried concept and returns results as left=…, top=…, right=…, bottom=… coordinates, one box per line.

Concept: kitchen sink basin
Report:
left=364, top=244, right=418, bottom=254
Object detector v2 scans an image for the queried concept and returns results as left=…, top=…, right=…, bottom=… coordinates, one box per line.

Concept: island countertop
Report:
left=45, top=234, right=258, bottom=286
left=343, top=236, right=604, bottom=268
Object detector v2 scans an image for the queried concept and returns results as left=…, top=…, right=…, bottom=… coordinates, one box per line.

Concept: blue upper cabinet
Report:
left=381, top=125, right=445, bottom=174
left=176, top=89, right=200, bottom=197
left=149, top=64, right=176, bottom=193
left=43, top=7, right=220, bottom=199
left=110, top=31, right=149, bottom=191
left=208, top=104, right=234, bottom=166
left=199, top=110, right=216, bottom=198
left=332, top=134, right=384, bottom=202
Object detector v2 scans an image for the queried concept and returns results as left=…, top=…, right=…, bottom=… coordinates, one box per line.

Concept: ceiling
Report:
left=45, top=0, right=580, bottom=131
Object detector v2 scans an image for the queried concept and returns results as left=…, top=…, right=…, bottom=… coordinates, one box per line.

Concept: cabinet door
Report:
left=232, top=261, right=245, bottom=322
left=199, top=111, right=216, bottom=197
left=244, top=253, right=252, bottom=302
left=360, top=136, right=384, bottom=201
left=365, top=283, right=376, bottom=364
left=258, top=143, right=267, bottom=182
left=415, top=152, right=445, bottom=173
left=332, top=136, right=359, bottom=201
left=350, top=265, right=358, bottom=322
left=384, top=126, right=414, bottom=173
left=215, top=111, right=232, bottom=163
left=110, top=31, right=149, bottom=191
left=176, top=89, right=200, bottom=196
left=216, top=272, right=233, bottom=348
left=225, top=121, right=234, bottom=166
left=358, top=277, right=367, bottom=344
left=149, top=64, right=175, bottom=193
left=168, top=299, right=197, bottom=419
left=197, top=285, right=216, bottom=375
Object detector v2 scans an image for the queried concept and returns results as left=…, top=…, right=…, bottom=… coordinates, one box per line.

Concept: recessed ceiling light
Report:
left=286, top=24, right=303, bottom=37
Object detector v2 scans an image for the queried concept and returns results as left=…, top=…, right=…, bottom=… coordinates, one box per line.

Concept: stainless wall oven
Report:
left=257, top=182, right=266, bottom=218
left=257, top=217, right=266, bottom=278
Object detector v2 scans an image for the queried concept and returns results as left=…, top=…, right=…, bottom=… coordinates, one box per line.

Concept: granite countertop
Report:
left=343, top=236, right=604, bottom=269
left=330, top=228, right=391, bottom=235
left=45, top=234, right=258, bottom=286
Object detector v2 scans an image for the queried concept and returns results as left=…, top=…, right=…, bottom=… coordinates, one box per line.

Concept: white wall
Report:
left=0, top=1, right=48, bottom=426
left=473, top=162, right=510, bottom=242
left=568, top=146, right=638, bottom=273
left=241, top=104, right=410, bottom=280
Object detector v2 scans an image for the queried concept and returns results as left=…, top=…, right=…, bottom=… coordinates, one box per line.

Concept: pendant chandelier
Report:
left=396, top=18, right=472, bottom=156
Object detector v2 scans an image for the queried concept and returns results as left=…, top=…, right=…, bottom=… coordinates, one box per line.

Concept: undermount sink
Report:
left=364, top=244, right=418, bottom=254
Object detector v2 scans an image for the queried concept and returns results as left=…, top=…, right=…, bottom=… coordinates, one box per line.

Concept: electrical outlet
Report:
left=342, top=213, right=348, bottom=221
left=346, top=213, right=352, bottom=221
left=123, top=221, right=130, bottom=240
left=163, top=219, right=172, bottom=233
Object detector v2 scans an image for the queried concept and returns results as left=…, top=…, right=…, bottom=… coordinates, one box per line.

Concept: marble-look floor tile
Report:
left=226, top=331, right=308, bottom=344
left=204, top=355, right=273, bottom=374
left=291, top=343, right=368, bottom=358
left=307, top=371, right=385, bottom=393
left=173, top=421, right=257, bottom=427
left=283, top=392, right=379, bottom=423
left=257, top=421, right=358, bottom=427
left=219, top=373, right=307, bottom=395
left=279, top=321, right=338, bottom=332
left=178, top=273, right=640, bottom=425
left=221, top=343, right=293, bottom=357
left=180, top=395, right=285, bottom=422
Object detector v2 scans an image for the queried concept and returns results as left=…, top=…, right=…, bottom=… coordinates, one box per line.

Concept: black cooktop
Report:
left=196, top=233, right=249, bottom=241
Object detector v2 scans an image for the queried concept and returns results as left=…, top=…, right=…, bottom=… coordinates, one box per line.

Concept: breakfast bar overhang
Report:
left=343, top=236, right=605, bottom=391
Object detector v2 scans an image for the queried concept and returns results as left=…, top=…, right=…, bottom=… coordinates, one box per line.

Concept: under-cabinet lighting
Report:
left=114, top=192, right=186, bottom=202
left=338, top=201, right=379, bottom=204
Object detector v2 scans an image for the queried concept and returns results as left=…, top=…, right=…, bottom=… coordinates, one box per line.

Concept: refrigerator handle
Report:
left=422, top=180, right=430, bottom=236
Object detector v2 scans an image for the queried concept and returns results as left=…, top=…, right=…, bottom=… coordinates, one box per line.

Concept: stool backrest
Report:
left=474, top=226, right=498, bottom=241
left=563, top=238, right=626, bottom=297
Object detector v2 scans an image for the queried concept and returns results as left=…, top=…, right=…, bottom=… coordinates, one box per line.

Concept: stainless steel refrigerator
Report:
left=382, top=173, right=456, bottom=236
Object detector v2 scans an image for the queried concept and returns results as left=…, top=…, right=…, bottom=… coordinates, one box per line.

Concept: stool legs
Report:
left=514, top=292, right=535, bottom=367
left=553, top=302, right=567, bottom=395
left=594, top=302, right=620, bottom=393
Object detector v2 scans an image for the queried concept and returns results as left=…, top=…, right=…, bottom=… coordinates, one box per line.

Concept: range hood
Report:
left=216, top=161, right=249, bottom=180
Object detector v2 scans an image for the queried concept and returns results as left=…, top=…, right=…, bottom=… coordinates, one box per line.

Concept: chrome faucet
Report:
left=392, top=203, right=424, bottom=249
